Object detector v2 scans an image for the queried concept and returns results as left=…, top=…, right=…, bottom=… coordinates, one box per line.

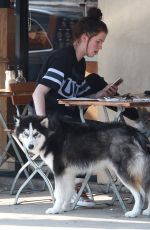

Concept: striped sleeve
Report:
left=40, top=67, right=64, bottom=90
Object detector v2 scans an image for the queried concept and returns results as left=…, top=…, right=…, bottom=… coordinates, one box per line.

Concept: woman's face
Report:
left=86, top=31, right=107, bottom=57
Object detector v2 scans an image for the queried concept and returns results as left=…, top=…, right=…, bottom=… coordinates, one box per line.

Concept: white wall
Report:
left=98, top=0, right=150, bottom=94
left=94, top=0, right=150, bottom=122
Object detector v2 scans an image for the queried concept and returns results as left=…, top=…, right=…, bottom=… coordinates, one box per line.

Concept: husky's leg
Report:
left=142, top=190, right=150, bottom=216
left=45, top=175, right=66, bottom=214
left=124, top=187, right=142, bottom=217
left=61, top=173, right=76, bottom=212
left=117, top=174, right=143, bottom=218
left=45, top=172, right=75, bottom=214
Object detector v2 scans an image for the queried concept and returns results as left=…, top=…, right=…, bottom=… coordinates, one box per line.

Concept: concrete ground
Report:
left=0, top=176, right=150, bottom=230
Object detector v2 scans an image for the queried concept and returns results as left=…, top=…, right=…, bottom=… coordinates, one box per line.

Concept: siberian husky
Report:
left=15, top=115, right=150, bottom=217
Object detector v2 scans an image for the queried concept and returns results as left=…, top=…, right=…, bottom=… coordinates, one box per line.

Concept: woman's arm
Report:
left=32, top=84, right=50, bottom=116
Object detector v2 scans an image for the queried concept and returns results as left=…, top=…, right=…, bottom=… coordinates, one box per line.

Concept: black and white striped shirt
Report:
left=38, top=46, right=90, bottom=100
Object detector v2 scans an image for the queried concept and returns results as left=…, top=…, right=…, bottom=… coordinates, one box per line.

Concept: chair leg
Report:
left=10, top=160, right=33, bottom=195
left=14, top=163, right=54, bottom=205
left=105, top=168, right=127, bottom=212
left=10, top=137, right=33, bottom=186
left=36, top=166, right=55, bottom=204
left=71, top=173, right=91, bottom=210
left=14, top=168, right=38, bottom=204
left=109, top=182, right=124, bottom=205
left=40, top=168, right=51, bottom=191
left=11, top=134, right=54, bottom=204
left=0, top=113, right=33, bottom=191
left=85, top=183, right=94, bottom=201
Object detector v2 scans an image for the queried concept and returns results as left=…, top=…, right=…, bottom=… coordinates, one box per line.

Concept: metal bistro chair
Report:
left=0, top=84, right=36, bottom=182
left=9, top=82, right=54, bottom=205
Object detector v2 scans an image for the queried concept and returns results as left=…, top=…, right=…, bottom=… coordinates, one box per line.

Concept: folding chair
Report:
left=11, top=133, right=54, bottom=204
left=0, top=112, right=31, bottom=182
left=8, top=82, right=54, bottom=204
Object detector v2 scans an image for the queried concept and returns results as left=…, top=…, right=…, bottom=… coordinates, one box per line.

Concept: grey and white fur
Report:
left=15, top=115, right=150, bottom=217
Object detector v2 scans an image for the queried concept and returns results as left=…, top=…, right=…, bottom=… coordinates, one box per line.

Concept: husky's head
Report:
left=14, top=116, right=49, bottom=153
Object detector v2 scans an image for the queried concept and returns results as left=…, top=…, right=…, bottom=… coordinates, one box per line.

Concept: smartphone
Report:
left=111, top=78, right=123, bottom=87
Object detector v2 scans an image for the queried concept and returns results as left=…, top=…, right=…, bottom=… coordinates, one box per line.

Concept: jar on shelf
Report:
left=16, top=66, right=26, bottom=83
left=5, top=69, right=16, bottom=90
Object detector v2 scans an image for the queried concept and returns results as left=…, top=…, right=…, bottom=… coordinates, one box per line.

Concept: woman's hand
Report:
left=95, top=84, right=118, bottom=98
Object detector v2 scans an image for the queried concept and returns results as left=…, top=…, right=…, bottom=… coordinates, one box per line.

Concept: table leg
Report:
left=114, top=106, right=126, bottom=122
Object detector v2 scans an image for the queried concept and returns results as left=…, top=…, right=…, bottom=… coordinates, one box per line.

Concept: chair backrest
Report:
left=9, top=82, right=36, bottom=116
left=10, top=82, right=36, bottom=106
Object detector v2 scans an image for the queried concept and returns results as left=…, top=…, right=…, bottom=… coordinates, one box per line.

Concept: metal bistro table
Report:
left=58, top=95, right=150, bottom=211
left=58, top=95, right=150, bottom=123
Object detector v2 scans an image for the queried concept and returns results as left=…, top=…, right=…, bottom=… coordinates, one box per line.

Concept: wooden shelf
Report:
left=0, top=8, right=15, bottom=158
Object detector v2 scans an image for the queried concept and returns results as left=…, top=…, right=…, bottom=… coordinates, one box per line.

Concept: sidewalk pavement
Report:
left=0, top=176, right=150, bottom=230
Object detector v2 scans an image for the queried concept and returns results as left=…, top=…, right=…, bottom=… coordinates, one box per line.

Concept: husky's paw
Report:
left=45, top=207, right=62, bottom=214
left=125, top=211, right=140, bottom=218
left=62, top=205, right=72, bottom=212
left=62, top=203, right=72, bottom=212
left=142, top=209, right=150, bottom=216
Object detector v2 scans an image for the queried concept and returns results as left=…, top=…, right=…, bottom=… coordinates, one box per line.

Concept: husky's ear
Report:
left=40, top=117, right=49, bottom=128
left=14, top=116, right=21, bottom=127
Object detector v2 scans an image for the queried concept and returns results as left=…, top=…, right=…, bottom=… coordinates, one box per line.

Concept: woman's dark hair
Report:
left=73, top=7, right=108, bottom=41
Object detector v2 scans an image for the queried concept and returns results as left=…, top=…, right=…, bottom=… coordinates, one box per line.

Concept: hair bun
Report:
left=87, top=7, right=103, bottom=20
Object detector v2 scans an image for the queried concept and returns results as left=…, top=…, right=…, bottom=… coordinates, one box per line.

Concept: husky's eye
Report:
left=33, top=132, right=39, bottom=137
left=23, top=131, right=29, bottom=137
